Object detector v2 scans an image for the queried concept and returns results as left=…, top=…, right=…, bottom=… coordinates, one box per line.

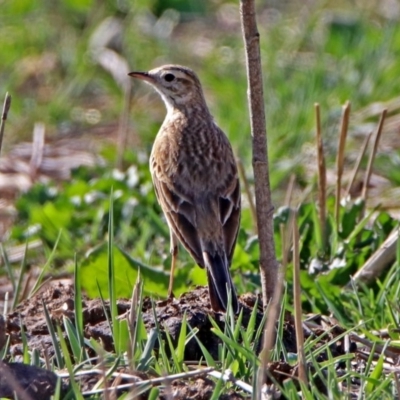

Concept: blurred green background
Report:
left=2, top=0, right=400, bottom=189
left=1, top=0, right=400, bottom=313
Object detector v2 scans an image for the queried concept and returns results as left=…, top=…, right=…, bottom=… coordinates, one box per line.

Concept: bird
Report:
left=129, top=65, right=240, bottom=313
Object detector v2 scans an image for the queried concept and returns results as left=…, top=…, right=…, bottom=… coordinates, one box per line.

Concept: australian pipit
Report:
left=129, top=65, right=240, bottom=313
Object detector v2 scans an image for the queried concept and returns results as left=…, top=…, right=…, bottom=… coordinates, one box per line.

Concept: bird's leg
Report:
left=168, top=233, right=178, bottom=299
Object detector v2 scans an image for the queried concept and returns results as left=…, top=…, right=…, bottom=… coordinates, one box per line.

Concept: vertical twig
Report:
left=0, top=93, right=12, bottom=156
left=292, top=209, right=307, bottom=385
left=335, top=101, right=351, bottom=227
left=237, top=158, right=257, bottom=232
left=284, top=174, right=296, bottom=207
left=314, top=103, right=326, bottom=247
left=239, top=0, right=278, bottom=308
left=239, top=2, right=280, bottom=394
left=345, top=132, right=372, bottom=198
left=29, top=122, right=45, bottom=181
left=361, top=109, right=387, bottom=204
left=259, top=210, right=293, bottom=398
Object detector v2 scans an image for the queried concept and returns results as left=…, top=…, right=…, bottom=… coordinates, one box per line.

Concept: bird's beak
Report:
left=128, top=71, right=154, bottom=83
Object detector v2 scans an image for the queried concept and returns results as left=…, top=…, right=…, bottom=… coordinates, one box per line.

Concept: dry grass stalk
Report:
left=284, top=174, right=296, bottom=207
left=29, top=122, right=45, bottom=180
left=350, top=228, right=398, bottom=285
left=314, top=103, right=326, bottom=246
left=345, top=132, right=372, bottom=198
left=361, top=109, right=387, bottom=203
left=0, top=93, right=12, bottom=157
left=258, top=209, right=294, bottom=396
left=281, top=174, right=295, bottom=262
left=335, top=101, right=351, bottom=227
left=292, top=209, right=307, bottom=384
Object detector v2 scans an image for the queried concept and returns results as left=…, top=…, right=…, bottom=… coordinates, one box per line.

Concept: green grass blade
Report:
left=73, top=253, right=86, bottom=360
left=29, top=230, right=62, bottom=297
left=11, top=243, right=28, bottom=310
left=176, top=311, right=187, bottom=367
left=42, top=300, right=64, bottom=369
left=63, top=316, right=81, bottom=362
left=137, top=328, right=158, bottom=371
left=56, top=324, right=84, bottom=400
left=107, top=188, right=119, bottom=353
left=1, top=244, right=15, bottom=293
left=19, top=315, right=30, bottom=364
left=189, top=325, right=214, bottom=366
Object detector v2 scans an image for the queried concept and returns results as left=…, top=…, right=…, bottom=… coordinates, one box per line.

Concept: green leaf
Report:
left=81, top=243, right=169, bottom=298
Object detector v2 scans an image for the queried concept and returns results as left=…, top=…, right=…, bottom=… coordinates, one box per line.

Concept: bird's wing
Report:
left=219, top=169, right=241, bottom=265
left=152, top=173, right=204, bottom=267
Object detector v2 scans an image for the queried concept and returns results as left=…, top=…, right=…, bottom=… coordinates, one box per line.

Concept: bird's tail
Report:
left=203, top=251, right=239, bottom=313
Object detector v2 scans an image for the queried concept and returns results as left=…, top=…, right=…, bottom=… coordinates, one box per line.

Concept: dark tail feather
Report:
left=204, top=252, right=239, bottom=313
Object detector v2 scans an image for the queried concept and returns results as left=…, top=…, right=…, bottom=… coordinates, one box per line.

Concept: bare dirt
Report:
left=0, top=281, right=360, bottom=399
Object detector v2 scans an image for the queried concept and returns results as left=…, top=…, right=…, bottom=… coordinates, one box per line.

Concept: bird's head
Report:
left=129, top=64, right=207, bottom=113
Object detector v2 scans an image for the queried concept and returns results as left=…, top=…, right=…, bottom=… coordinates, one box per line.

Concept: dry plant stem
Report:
left=237, top=158, right=257, bottom=231
left=350, top=333, right=400, bottom=360
left=349, top=228, right=399, bottom=285
left=345, top=132, right=372, bottom=198
left=258, top=212, right=294, bottom=397
left=281, top=174, right=295, bottom=261
left=284, top=174, right=296, bottom=207
left=292, top=209, right=307, bottom=384
left=29, top=122, right=45, bottom=180
left=361, top=109, right=387, bottom=204
left=208, top=369, right=253, bottom=394
left=239, top=0, right=278, bottom=307
left=314, top=103, right=326, bottom=246
left=335, top=101, right=351, bottom=227
left=257, top=268, right=286, bottom=396
left=0, top=93, right=12, bottom=156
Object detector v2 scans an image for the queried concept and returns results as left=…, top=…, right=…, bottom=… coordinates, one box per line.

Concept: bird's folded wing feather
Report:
left=219, top=174, right=241, bottom=265
left=152, top=174, right=204, bottom=267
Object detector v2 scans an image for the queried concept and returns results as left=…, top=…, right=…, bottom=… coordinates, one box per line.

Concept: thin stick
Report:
left=345, top=132, right=372, bottom=198
left=258, top=211, right=293, bottom=398
left=361, top=109, right=387, bottom=203
left=314, top=103, right=326, bottom=247
left=292, top=209, right=307, bottom=385
left=237, top=158, right=257, bottom=232
left=284, top=174, right=296, bottom=207
left=79, top=367, right=214, bottom=396
left=240, top=0, right=278, bottom=308
left=335, top=101, right=351, bottom=227
left=0, top=93, right=12, bottom=156
left=29, top=122, right=45, bottom=180
left=208, top=369, right=253, bottom=394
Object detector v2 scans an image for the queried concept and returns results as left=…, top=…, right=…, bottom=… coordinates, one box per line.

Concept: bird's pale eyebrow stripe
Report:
left=167, top=67, right=196, bottom=81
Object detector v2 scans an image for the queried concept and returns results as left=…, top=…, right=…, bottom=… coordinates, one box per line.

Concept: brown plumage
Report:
left=129, top=65, right=240, bottom=313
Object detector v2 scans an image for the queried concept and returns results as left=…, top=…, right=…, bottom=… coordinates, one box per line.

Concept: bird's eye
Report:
left=164, top=73, right=175, bottom=82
